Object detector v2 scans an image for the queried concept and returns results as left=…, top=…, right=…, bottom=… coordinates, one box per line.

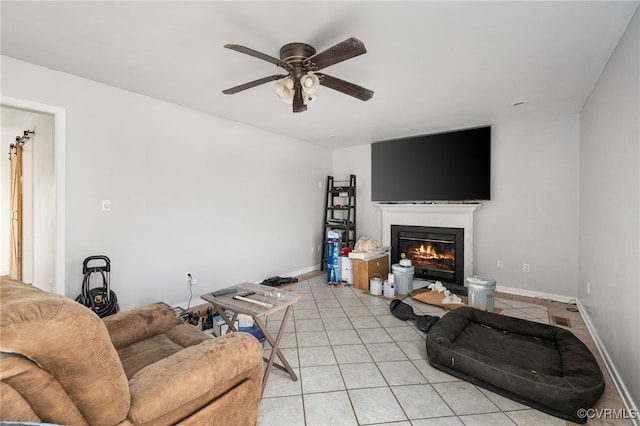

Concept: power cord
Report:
left=186, top=273, right=193, bottom=311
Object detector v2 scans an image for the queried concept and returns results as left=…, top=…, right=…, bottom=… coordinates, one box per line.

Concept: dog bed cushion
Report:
left=426, top=307, right=604, bottom=423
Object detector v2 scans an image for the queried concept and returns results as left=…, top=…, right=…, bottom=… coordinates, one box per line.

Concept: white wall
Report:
left=579, top=7, right=639, bottom=411
left=31, top=113, right=55, bottom=292
left=333, top=113, right=580, bottom=299
left=332, top=144, right=381, bottom=243
left=476, top=115, right=580, bottom=298
left=1, top=56, right=331, bottom=310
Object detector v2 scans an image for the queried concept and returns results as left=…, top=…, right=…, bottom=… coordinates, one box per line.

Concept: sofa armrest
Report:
left=126, top=332, right=263, bottom=424
left=103, top=302, right=183, bottom=349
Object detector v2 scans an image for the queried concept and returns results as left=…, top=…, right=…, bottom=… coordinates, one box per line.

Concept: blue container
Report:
left=239, top=324, right=265, bottom=342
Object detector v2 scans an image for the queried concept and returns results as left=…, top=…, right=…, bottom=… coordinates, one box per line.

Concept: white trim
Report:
left=576, top=299, right=640, bottom=426
left=282, top=264, right=322, bottom=279
left=495, top=285, right=576, bottom=304
left=1, top=96, right=66, bottom=296
left=375, top=203, right=481, bottom=281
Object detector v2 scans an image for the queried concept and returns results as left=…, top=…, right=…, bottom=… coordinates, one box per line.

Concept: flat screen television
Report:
left=371, top=126, right=491, bottom=202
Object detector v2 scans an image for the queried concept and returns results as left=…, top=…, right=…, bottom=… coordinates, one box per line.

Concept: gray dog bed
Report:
left=426, top=307, right=604, bottom=423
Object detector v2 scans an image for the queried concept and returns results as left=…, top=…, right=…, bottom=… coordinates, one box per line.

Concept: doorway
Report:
left=1, top=97, right=66, bottom=295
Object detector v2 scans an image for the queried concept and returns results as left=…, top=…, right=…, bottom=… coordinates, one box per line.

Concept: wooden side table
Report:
left=201, top=283, right=301, bottom=395
left=352, top=254, right=389, bottom=291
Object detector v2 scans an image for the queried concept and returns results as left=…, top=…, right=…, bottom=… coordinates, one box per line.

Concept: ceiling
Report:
left=1, top=1, right=637, bottom=148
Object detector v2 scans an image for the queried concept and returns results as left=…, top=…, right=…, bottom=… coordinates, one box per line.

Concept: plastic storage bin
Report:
left=466, top=275, right=497, bottom=312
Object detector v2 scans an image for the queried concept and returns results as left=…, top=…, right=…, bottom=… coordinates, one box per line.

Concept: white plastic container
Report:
left=340, top=256, right=353, bottom=284
left=392, top=263, right=415, bottom=295
left=466, top=275, right=497, bottom=312
left=383, top=281, right=396, bottom=298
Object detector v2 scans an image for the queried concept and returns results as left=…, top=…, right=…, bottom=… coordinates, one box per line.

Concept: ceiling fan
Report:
left=222, top=37, right=374, bottom=113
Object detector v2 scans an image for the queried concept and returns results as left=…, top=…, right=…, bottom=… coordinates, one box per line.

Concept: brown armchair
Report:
left=0, top=278, right=263, bottom=425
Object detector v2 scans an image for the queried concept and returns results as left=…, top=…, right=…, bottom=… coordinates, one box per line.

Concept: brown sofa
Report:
left=0, top=278, right=264, bottom=425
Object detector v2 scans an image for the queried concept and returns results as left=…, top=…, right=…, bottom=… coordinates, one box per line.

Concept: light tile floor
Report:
left=255, top=273, right=620, bottom=426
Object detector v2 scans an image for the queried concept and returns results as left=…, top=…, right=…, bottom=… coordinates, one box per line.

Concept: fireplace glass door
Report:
left=391, top=225, right=464, bottom=290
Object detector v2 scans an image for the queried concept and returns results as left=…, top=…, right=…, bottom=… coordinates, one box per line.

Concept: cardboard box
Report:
left=238, top=314, right=254, bottom=328
left=326, top=230, right=342, bottom=283
left=212, top=313, right=239, bottom=337
left=353, top=254, right=389, bottom=291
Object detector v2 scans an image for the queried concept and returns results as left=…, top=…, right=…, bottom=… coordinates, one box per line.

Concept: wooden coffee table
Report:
left=201, top=282, right=301, bottom=395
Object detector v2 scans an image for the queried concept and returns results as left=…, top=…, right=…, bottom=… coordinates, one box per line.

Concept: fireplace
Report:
left=391, top=225, right=465, bottom=295
left=376, top=203, right=481, bottom=296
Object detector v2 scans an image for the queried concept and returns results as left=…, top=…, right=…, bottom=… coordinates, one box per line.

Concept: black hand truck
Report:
left=75, top=255, right=119, bottom=317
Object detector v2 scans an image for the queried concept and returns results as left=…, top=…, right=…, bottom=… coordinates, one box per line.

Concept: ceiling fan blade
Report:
left=222, top=74, right=287, bottom=95
left=292, top=85, right=307, bottom=113
left=224, top=44, right=293, bottom=72
left=316, top=73, right=374, bottom=101
left=303, top=37, right=367, bottom=71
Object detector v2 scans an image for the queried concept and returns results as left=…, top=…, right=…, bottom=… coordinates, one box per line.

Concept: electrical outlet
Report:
left=101, top=200, right=111, bottom=212
left=311, top=246, right=315, bottom=254
left=523, top=264, right=531, bottom=273
left=497, top=260, right=504, bottom=269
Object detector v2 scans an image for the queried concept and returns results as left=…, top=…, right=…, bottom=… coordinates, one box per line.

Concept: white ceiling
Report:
left=1, top=1, right=637, bottom=148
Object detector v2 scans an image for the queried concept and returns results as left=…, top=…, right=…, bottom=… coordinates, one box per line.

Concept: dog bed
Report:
left=426, top=307, right=604, bottom=423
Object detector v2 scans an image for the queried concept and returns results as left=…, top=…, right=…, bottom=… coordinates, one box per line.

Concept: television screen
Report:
left=371, top=126, right=491, bottom=202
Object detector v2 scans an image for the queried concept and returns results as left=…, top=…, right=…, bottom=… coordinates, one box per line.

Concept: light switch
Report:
left=102, top=200, right=112, bottom=212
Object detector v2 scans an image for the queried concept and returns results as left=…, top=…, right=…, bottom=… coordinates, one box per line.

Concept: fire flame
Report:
left=415, top=244, right=454, bottom=261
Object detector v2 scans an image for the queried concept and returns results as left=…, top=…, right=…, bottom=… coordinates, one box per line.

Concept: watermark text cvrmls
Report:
left=577, top=408, right=639, bottom=420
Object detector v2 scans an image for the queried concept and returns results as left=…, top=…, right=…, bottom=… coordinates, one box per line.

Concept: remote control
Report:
left=211, top=288, right=237, bottom=297
left=238, top=291, right=256, bottom=297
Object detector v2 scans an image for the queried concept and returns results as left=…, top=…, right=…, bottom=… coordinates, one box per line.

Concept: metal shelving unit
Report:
left=320, top=175, right=356, bottom=270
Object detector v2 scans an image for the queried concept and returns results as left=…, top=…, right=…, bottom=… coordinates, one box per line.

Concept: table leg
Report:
left=207, top=303, right=238, bottom=334
left=253, top=305, right=297, bottom=395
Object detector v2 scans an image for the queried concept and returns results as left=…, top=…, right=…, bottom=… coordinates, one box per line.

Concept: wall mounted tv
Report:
left=371, top=126, right=491, bottom=202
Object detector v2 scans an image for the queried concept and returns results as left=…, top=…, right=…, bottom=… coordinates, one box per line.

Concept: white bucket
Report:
left=466, top=275, right=497, bottom=312
left=370, top=274, right=383, bottom=295
left=383, top=281, right=396, bottom=298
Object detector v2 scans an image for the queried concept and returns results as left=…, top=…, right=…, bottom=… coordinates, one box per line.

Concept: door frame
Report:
left=2, top=96, right=66, bottom=296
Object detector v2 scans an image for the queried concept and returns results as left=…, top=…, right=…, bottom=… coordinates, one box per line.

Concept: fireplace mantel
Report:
left=375, top=203, right=481, bottom=282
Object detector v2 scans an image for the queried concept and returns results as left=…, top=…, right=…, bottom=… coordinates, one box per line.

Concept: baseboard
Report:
left=283, top=264, right=321, bottom=279
left=576, top=299, right=639, bottom=426
left=495, top=285, right=576, bottom=304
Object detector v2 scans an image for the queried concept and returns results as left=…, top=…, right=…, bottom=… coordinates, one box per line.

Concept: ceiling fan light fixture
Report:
left=275, top=77, right=295, bottom=102
left=223, top=37, right=374, bottom=113
left=303, top=93, right=318, bottom=105
left=300, top=73, right=319, bottom=95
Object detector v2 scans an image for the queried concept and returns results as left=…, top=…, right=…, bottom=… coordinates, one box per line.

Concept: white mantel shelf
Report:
left=375, top=203, right=482, bottom=280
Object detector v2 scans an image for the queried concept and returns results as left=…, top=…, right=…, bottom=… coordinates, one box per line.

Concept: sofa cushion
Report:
left=106, top=304, right=214, bottom=379
left=102, top=302, right=184, bottom=349
left=0, top=281, right=130, bottom=425
left=127, top=332, right=263, bottom=424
